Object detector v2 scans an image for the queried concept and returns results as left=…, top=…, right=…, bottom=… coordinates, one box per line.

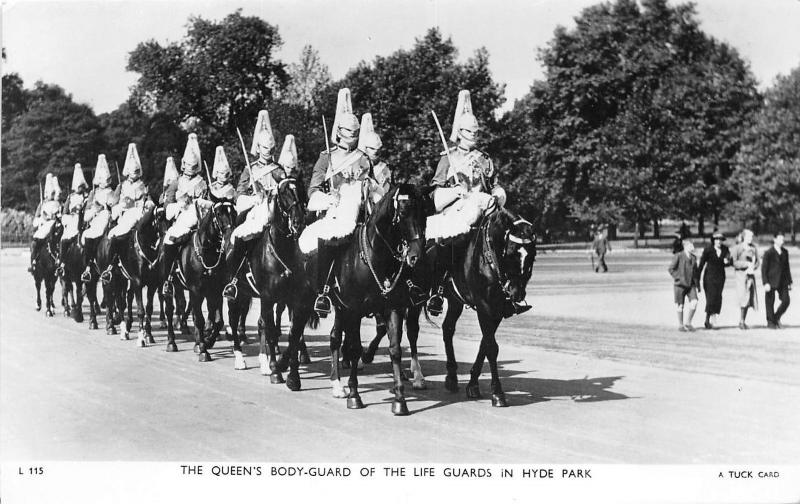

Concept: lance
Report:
left=114, top=161, right=122, bottom=183
left=430, top=110, right=456, bottom=181
left=235, top=126, right=256, bottom=192
left=322, top=115, right=333, bottom=180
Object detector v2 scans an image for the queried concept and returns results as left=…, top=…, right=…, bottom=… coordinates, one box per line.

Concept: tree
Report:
left=325, top=28, right=506, bottom=185
left=728, top=65, right=800, bottom=242
left=127, top=9, right=289, bottom=149
left=2, top=83, right=104, bottom=210
left=504, top=0, right=759, bottom=240
left=283, top=45, right=332, bottom=111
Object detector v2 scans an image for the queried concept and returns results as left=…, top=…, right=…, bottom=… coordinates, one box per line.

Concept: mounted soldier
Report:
left=30, top=173, right=63, bottom=273
left=222, top=109, right=288, bottom=300
left=57, top=163, right=90, bottom=275
left=297, top=88, right=374, bottom=316
left=358, top=112, right=393, bottom=200
left=161, top=133, right=209, bottom=296
left=277, top=134, right=298, bottom=177
left=159, top=156, right=180, bottom=207
left=81, top=154, right=116, bottom=282
left=102, top=143, right=154, bottom=282
left=425, top=89, right=507, bottom=315
left=209, top=146, right=236, bottom=200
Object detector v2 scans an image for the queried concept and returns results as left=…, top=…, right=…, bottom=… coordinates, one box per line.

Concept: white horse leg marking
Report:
left=331, top=379, right=348, bottom=398
left=411, top=356, right=426, bottom=390
left=258, top=353, right=269, bottom=376
left=518, top=247, right=528, bottom=273
left=234, top=350, right=247, bottom=370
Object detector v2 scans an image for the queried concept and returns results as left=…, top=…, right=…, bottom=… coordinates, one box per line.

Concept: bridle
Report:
left=193, top=200, right=234, bottom=272
left=481, top=215, right=535, bottom=301
left=272, top=178, right=302, bottom=238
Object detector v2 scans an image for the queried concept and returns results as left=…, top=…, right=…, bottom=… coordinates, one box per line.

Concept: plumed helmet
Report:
left=357, top=112, right=382, bottom=152
left=44, top=173, right=62, bottom=200
left=182, top=133, right=202, bottom=176
left=122, top=143, right=143, bottom=179
left=93, top=154, right=112, bottom=187
left=277, top=135, right=298, bottom=174
left=212, top=146, right=232, bottom=181
left=71, top=163, right=88, bottom=192
left=163, top=156, right=179, bottom=188
left=450, top=90, right=480, bottom=143
left=250, top=109, right=276, bottom=155
left=331, top=88, right=359, bottom=144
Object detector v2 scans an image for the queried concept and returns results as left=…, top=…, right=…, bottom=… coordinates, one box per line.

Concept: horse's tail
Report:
left=306, top=309, right=320, bottom=330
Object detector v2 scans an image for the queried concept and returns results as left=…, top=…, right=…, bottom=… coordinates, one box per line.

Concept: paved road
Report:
left=1, top=248, right=798, bottom=462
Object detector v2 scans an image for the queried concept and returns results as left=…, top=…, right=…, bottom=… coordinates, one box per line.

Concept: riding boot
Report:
left=81, top=237, right=96, bottom=282
left=222, top=238, right=248, bottom=301
left=100, top=236, right=122, bottom=284
left=161, top=242, right=179, bottom=296
left=313, top=241, right=334, bottom=317
left=29, top=238, right=43, bottom=273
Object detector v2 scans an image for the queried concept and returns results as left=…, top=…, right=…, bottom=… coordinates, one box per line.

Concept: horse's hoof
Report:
left=391, top=399, right=410, bottom=416
left=203, top=337, right=216, bottom=350
left=193, top=344, right=200, bottom=354
left=492, top=393, right=508, bottom=407
left=361, top=348, right=376, bottom=364
left=347, top=395, right=365, bottom=409
left=147, top=334, right=156, bottom=345
left=270, top=373, right=285, bottom=384
left=166, top=342, right=178, bottom=353
left=89, top=320, right=98, bottom=330
left=331, top=381, right=348, bottom=398
left=46, top=310, right=54, bottom=317
left=276, top=354, right=289, bottom=373
left=106, top=325, right=117, bottom=335
left=299, top=351, right=312, bottom=365
left=35, top=305, right=42, bottom=312
left=286, top=371, right=301, bottom=391
left=412, top=380, right=427, bottom=391
left=444, top=375, right=459, bottom=393
left=120, top=331, right=129, bottom=341
left=138, top=337, right=147, bottom=348
left=199, top=352, right=212, bottom=362
left=73, top=311, right=84, bottom=323
left=466, top=384, right=482, bottom=400
left=64, top=310, right=71, bottom=318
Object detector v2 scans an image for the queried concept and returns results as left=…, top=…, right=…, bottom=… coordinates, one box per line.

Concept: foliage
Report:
left=504, top=0, right=760, bottom=232
left=1, top=208, right=34, bottom=243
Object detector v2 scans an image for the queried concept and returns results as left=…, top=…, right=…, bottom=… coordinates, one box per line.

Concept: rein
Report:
left=193, top=203, right=230, bottom=272
left=134, top=229, right=160, bottom=268
left=359, top=224, right=407, bottom=297
left=481, top=215, right=534, bottom=301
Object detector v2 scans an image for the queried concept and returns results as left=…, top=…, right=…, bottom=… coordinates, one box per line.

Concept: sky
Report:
left=2, top=0, right=800, bottom=114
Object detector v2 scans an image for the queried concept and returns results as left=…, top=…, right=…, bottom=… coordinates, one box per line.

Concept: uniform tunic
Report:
left=231, top=160, right=286, bottom=242
left=164, top=175, right=208, bottom=242
left=108, top=179, right=150, bottom=238
left=61, top=192, right=87, bottom=240
left=82, top=187, right=116, bottom=240
left=32, top=200, right=62, bottom=239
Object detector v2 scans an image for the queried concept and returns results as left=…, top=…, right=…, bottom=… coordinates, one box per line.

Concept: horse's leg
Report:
left=407, top=304, right=426, bottom=390
left=442, top=301, right=464, bottom=393
left=237, top=298, right=250, bottom=344
left=285, top=302, right=310, bottom=392
left=34, top=276, right=42, bottom=311
left=258, top=311, right=270, bottom=376
left=387, top=308, right=409, bottom=415
left=191, top=293, right=210, bottom=361
left=121, top=284, right=134, bottom=341
left=45, top=276, right=55, bottom=317
left=135, top=286, right=147, bottom=347
left=179, top=289, right=191, bottom=336
left=361, top=312, right=387, bottom=364
left=73, top=276, right=85, bottom=323
left=105, top=283, right=118, bottom=335
left=230, top=299, right=246, bottom=370
left=144, top=285, right=156, bottom=344
left=164, top=288, right=178, bottom=352
left=329, top=310, right=346, bottom=398
left=203, top=295, right=221, bottom=349
left=263, top=303, right=284, bottom=384
left=466, top=336, right=487, bottom=401
left=62, top=278, right=71, bottom=317
left=87, top=280, right=99, bottom=329
left=158, top=290, right=167, bottom=329
left=477, top=310, right=506, bottom=407
left=344, top=313, right=364, bottom=409
left=298, top=333, right=311, bottom=365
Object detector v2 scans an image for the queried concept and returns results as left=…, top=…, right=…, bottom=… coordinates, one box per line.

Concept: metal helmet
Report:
left=277, top=135, right=298, bottom=174
left=44, top=173, right=62, bottom=201
left=122, top=143, right=143, bottom=179
left=331, top=88, right=359, bottom=144
left=163, top=156, right=179, bottom=188
left=250, top=109, right=276, bottom=156
left=212, top=146, right=232, bottom=182
left=71, top=163, right=88, bottom=192
left=357, top=113, right=382, bottom=153
left=93, top=154, right=112, bottom=188
left=182, top=133, right=202, bottom=176
left=450, top=90, right=480, bottom=144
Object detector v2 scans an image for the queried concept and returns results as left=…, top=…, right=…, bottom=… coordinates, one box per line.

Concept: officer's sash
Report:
left=325, top=150, right=364, bottom=181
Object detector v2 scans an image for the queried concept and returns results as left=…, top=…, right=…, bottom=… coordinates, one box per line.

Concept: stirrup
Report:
left=100, top=266, right=113, bottom=285
left=81, top=268, right=92, bottom=283
left=162, top=279, right=174, bottom=296
left=407, top=280, right=428, bottom=306
left=56, top=264, right=65, bottom=277
left=426, top=294, right=444, bottom=317
left=314, top=285, right=332, bottom=318
left=222, top=279, right=238, bottom=301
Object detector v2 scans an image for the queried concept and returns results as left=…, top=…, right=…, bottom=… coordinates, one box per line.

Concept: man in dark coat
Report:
left=592, top=228, right=610, bottom=273
left=762, top=232, right=793, bottom=328
left=669, top=239, right=700, bottom=331
left=698, top=232, right=731, bottom=329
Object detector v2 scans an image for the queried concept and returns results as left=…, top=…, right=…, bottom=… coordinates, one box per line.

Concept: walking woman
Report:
left=698, top=232, right=731, bottom=329
left=731, top=229, right=760, bottom=329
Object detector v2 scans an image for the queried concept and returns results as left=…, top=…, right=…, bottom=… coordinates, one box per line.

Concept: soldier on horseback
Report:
left=209, top=146, right=236, bottom=200
left=222, top=109, right=288, bottom=300
left=159, top=156, right=180, bottom=207
left=298, top=88, right=375, bottom=316
left=30, top=173, right=63, bottom=273
left=58, top=163, right=89, bottom=270
left=425, top=90, right=508, bottom=315
left=102, top=143, right=154, bottom=282
left=81, top=154, right=116, bottom=282
left=161, top=134, right=209, bottom=296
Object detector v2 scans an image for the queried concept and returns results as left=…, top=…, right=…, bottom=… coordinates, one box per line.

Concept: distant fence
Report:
left=1, top=208, right=34, bottom=246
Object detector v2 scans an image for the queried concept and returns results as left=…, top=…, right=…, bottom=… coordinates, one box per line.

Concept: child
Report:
left=668, top=239, right=700, bottom=331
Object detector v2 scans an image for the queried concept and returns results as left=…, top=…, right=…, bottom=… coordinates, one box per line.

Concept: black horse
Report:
left=113, top=206, right=166, bottom=346
left=165, top=195, right=237, bottom=359
left=383, top=208, right=537, bottom=407
left=92, top=227, right=127, bottom=336
left=320, top=183, right=431, bottom=415
left=227, top=177, right=316, bottom=388
left=30, top=222, right=63, bottom=317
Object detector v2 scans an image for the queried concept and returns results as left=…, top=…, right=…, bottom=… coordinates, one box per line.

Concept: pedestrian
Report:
left=668, top=238, right=700, bottom=331
left=731, top=229, right=759, bottom=329
left=761, top=231, right=792, bottom=329
left=698, top=232, right=732, bottom=329
left=671, top=231, right=683, bottom=254
left=592, top=228, right=610, bottom=273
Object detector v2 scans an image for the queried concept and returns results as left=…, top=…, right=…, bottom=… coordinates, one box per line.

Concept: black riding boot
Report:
left=29, top=238, right=43, bottom=273
left=81, top=237, right=96, bottom=282
left=161, top=242, right=179, bottom=296
left=314, top=241, right=334, bottom=317
left=222, top=238, right=249, bottom=301
left=100, top=235, right=123, bottom=284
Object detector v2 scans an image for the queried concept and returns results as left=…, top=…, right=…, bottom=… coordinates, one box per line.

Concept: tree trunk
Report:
left=607, top=223, right=617, bottom=240
left=697, top=215, right=705, bottom=238
left=792, top=210, right=797, bottom=245
left=633, top=220, right=640, bottom=249
left=652, top=219, right=660, bottom=239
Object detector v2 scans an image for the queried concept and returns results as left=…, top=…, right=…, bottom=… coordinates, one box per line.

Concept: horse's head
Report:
left=492, top=210, right=537, bottom=303
left=273, top=177, right=306, bottom=239
left=206, top=191, right=237, bottom=241
left=375, top=184, right=432, bottom=268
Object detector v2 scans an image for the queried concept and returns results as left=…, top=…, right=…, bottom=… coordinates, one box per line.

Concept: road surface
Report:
left=1, top=248, right=798, bottom=462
